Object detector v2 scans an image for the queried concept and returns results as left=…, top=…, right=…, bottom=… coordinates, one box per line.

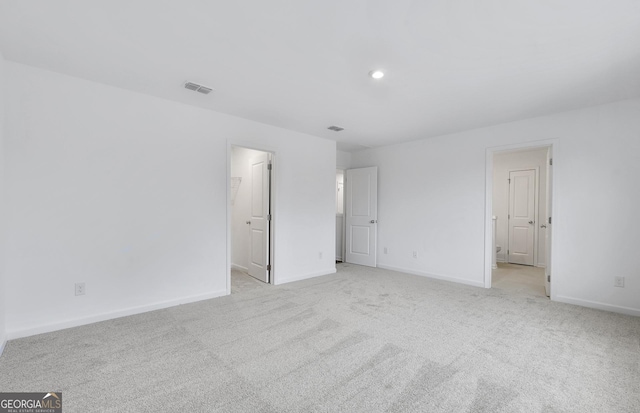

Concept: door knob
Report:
left=370, top=220, right=377, bottom=224
left=246, top=221, right=251, bottom=225
left=540, top=224, right=547, bottom=228
left=528, top=220, right=535, bottom=224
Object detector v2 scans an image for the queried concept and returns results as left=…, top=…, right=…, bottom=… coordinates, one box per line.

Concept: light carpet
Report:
left=1, top=264, right=639, bottom=412
left=492, top=263, right=546, bottom=297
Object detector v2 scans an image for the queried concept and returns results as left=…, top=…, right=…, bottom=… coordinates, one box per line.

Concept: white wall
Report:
left=4, top=62, right=336, bottom=339
left=352, top=98, right=640, bottom=315
left=231, top=146, right=266, bottom=272
left=0, top=51, right=6, bottom=352
left=336, top=150, right=352, bottom=170
left=493, top=148, right=548, bottom=265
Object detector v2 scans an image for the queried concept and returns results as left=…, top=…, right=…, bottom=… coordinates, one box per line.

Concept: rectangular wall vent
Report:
left=328, top=125, right=344, bottom=132
left=184, top=81, right=213, bottom=95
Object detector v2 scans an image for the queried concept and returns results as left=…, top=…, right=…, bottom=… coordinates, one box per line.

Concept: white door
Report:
left=248, top=153, right=270, bottom=283
left=545, top=150, right=553, bottom=296
left=508, top=169, right=536, bottom=266
left=345, top=167, right=377, bottom=267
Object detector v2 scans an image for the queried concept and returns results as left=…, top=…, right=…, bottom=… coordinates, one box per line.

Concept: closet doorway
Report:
left=230, top=146, right=273, bottom=291
left=336, top=170, right=345, bottom=262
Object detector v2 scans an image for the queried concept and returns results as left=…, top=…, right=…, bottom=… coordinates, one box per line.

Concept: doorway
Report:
left=336, top=170, right=345, bottom=263
left=485, top=142, right=555, bottom=298
left=230, top=145, right=274, bottom=293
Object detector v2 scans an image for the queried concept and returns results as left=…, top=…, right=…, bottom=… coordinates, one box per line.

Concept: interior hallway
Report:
left=231, top=269, right=269, bottom=294
left=492, top=263, right=546, bottom=297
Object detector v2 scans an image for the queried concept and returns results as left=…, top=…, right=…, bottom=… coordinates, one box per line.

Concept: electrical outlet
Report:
left=614, top=276, right=625, bottom=288
left=319, top=252, right=323, bottom=260
left=75, top=282, right=86, bottom=296
left=412, top=251, right=418, bottom=259
left=384, top=247, right=388, bottom=254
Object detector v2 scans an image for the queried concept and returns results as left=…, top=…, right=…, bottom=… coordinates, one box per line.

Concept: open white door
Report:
left=248, top=153, right=270, bottom=283
left=545, top=150, right=553, bottom=297
left=508, top=169, right=536, bottom=266
left=345, top=167, right=377, bottom=267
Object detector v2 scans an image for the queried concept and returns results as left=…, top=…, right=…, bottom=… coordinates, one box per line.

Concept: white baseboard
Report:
left=7, top=289, right=228, bottom=340
left=554, top=295, right=640, bottom=317
left=496, top=257, right=507, bottom=263
left=536, top=263, right=546, bottom=268
left=275, top=268, right=337, bottom=285
left=231, top=263, right=248, bottom=273
left=377, top=264, right=485, bottom=288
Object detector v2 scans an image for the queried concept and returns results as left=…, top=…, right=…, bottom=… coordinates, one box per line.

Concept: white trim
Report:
left=378, top=264, right=485, bottom=288
left=555, top=295, right=640, bottom=317
left=7, top=289, right=227, bottom=340
left=274, top=268, right=337, bottom=285
left=485, top=138, right=558, bottom=292
left=231, top=264, right=248, bottom=273
left=0, top=339, right=6, bottom=358
left=536, top=263, right=546, bottom=268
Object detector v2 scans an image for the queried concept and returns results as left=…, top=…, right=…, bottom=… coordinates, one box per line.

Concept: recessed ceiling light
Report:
left=369, top=70, right=384, bottom=79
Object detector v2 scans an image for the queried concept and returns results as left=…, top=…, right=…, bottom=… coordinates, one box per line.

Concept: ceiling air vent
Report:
left=328, top=125, right=344, bottom=132
left=184, top=81, right=213, bottom=95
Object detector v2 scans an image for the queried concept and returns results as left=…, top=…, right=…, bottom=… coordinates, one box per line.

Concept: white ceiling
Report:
left=2, top=1, right=640, bottom=152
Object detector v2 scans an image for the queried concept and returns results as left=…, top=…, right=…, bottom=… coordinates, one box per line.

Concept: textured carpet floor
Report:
left=492, top=263, right=546, bottom=297
left=1, top=264, right=639, bottom=412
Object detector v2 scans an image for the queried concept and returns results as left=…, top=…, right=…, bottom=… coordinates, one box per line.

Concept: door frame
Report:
left=227, top=141, right=276, bottom=294
left=336, top=169, right=346, bottom=262
left=506, top=166, right=539, bottom=266
left=484, top=139, right=558, bottom=299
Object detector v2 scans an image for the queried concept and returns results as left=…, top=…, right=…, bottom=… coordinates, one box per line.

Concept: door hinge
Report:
left=508, top=214, right=510, bottom=219
left=548, top=217, right=552, bottom=224
left=267, top=162, right=272, bottom=170
left=267, top=214, right=271, bottom=221
left=507, top=249, right=509, bottom=255
left=547, top=275, right=550, bottom=282
left=267, top=264, right=271, bottom=271
left=508, top=178, right=511, bottom=184
left=549, top=158, right=553, bottom=166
